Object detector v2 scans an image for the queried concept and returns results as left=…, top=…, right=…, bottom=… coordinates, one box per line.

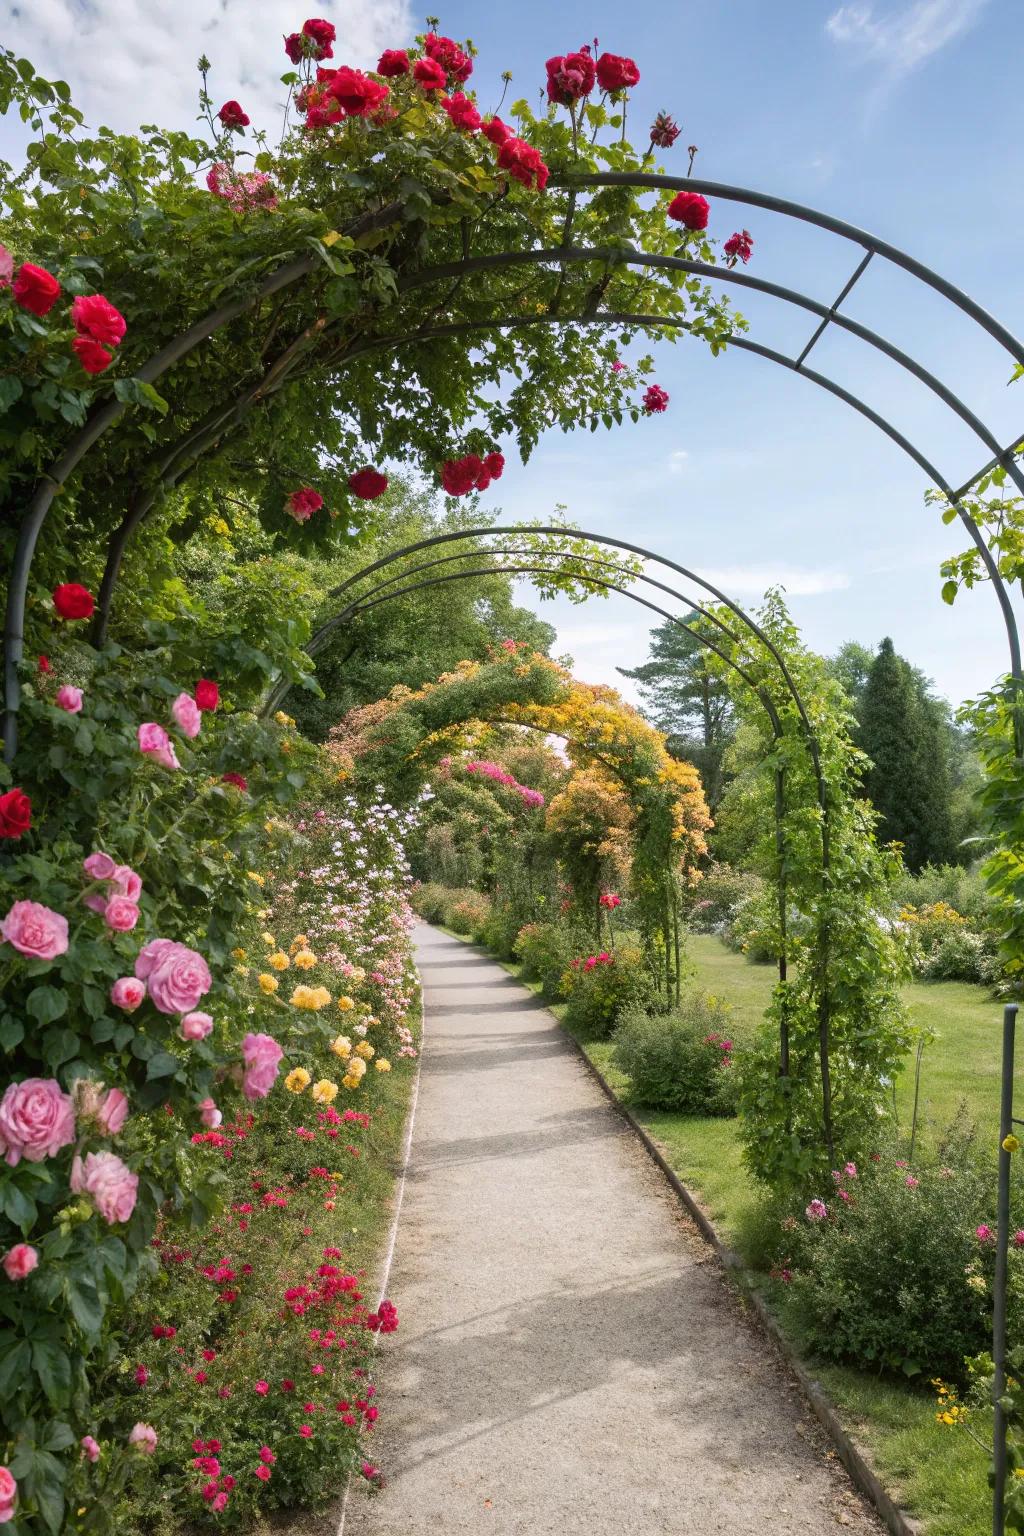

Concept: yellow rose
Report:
left=1004, top=1134, right=1021, bottom=1154
left=337, top=995, right=355, bottom=1012
left=355, top=1042, right=374, bottom=1060
left=348, top=1057, right=366, bottom=1079
left=258, top=973, right=279, bottom=995
left=293, top=950, right=317, bottom=970
left=246, top=871, right=265, bottom=886
left=342, top=1074, right=361, bottom=1090
left=262, top=932, right=276, bottom=947
left=349, top=966, right=366, bottom=982
left=231, top=947, right=247, bottom=961
left=311, top=1079, right=338, bottom=1104
left=375, top=1058, right=392, bottom=1073
left=268, top=951, right=290, bottom=971
left=290, top=985, right=314, bottom=1010
left=312, top=986, right=332, bottom=1010
left=285, top=1068, right=311, bottom=1094
left=290, top=935, right=309, bottom=953
left=331, top=1036, right=352, bottom=1059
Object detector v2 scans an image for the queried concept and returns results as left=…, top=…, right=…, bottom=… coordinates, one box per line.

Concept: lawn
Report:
left=518, top=934, right=1007, bottom=1536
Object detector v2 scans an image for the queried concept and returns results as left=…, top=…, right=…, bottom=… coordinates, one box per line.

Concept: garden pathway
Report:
left=342, top=924, right=883, bottom=1536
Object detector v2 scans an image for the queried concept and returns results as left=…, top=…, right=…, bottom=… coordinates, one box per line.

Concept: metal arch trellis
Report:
left=3, top=172, right=1024, bottom=1531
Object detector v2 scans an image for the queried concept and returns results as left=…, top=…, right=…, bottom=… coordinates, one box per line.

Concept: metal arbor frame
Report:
left=3, top=173, right=1024, bottom=1531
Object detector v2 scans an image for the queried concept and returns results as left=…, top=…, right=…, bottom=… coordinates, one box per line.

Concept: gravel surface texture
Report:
left=343, top=924, right=885, bottom=1535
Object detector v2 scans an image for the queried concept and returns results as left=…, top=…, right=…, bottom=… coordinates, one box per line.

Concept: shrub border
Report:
left=442, top=929, right=920, bottom=1536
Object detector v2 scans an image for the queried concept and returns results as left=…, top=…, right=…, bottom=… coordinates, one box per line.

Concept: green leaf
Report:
left=26, top=986, right=68, bottom=1026
left=1, top=1181, right=38, bottom=1228
left=0, top=1338, right=32, bottom=1397
left=941, top=579, right=958, bottom=606
left=65, top=1271, right=104, bottom=1340
left=32, top=1336, right=72, bottom=1406
left=145, top=1050, right=181, bottom=1080
left=0, top=1015, right=25, bottom=1051
left=0, top=376, right=24, bottom=415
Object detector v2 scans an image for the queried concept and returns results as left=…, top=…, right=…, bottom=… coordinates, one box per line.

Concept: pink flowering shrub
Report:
left=782, top=1142, right=1024, bottom=1379
left=612, top=992, right=739, bottom=1114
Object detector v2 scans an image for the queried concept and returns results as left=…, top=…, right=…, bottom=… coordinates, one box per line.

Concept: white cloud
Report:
left=699, top=565, right=851, bottom=597
left=667, top=450, right=690, bottom=474
left=826, top=0, right=989, bottom=79
left=0, top=1, right=413, bottom=134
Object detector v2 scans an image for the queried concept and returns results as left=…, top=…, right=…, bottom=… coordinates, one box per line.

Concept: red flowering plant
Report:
left=1, top=21, right=744, bottom=601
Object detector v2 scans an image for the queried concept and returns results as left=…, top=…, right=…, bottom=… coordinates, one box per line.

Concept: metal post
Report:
left=994, top=1001, right=1019, bottom=1536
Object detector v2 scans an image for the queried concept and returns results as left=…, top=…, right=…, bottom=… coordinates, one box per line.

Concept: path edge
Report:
left=443, top=929, right=921, bottom=1536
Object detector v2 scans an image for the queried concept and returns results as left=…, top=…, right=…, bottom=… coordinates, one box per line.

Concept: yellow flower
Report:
left=355, top=1041, right=374, bottom=1060
left=246, top=871, right=265, bottom=886
left=290, top=935, right=309, bottom=953
left=349, top=966, right=366, bottom=982
left=331, top=1036, right=352, bottom=1059
left=290, top=985, right=315, bottom=1010
left=293, top=950, right=317, bottom=970
left=285, top=1068, right=311, bottom=1094
left=337, top=995, right=355, bottom=1012
left=264, top=820, right=275, bottom=834
left=274, top=710, right=296, bottom=727
left=342, top=1074, right=361, bottom=1091
left=212, top=517, right=230, bottom=536
left=231, top=947, right=247, bottom=961
left=268, top=951, right=290, bottom=971
left=258, top=973, right=279, bottom=995
left=375, top=1058, right=392, bottom=1073
left=312, top=986, right=332, bottom=1009
left=311, top=1079, right=338, bottom=1104
left=348, top=1057, right=366, bottom=1079
left=1004, top=1134, right=1021, bottom=1154
left=262, top=932, right=277, bottom=947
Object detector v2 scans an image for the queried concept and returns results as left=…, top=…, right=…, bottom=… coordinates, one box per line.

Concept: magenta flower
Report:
left=805, top=1198, right=828, bottom=1222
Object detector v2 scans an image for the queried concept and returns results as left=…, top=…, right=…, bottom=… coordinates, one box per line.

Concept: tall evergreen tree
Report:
left=619, top=616, right=735, bottom=806
left=857, top=637, right=956, bottom=870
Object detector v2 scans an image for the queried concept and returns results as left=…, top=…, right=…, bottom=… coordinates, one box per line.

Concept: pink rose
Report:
left=112, top=865, right=142, bottom=901
left=98, top=1088, right=129, bottom=1136
left=73, top=1150, right=138, bottom=1224
left=80, top=1436, right=101, bottom=1463
left=0, top=1467, right=16, bottom=1523
left=111, top=976, right=146, bottom=1012
left=198, top=1097, right=222, bottom=1129
left=241, top=1032, right=283, bottom=1100
left=128, top=1423, right=157, bottom=1455
left=104, top=896, right=140, bottom=932
left=84, top=893, right=109, bottom=916
left=180, top=1011, right=213, bottom=1042
left=133, top=938, right=176, bottom=980
left=2, top=1243, right=38, bottom=1281
left=1, top=900, right=69, bottom=961
left=138, top=722, right=180, bottom=771
left=0, top=1078, right=76, bottom=1166
left=56, top=685, right=83, bottom=714
left=137, top=941, right=211, bottom=1014
left=171, top=692, right=202, bottom=739
left=83, top=851, right=116, bottom=881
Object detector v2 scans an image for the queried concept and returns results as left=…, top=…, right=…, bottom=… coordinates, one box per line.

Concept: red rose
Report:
left=724, top=229, right=754, bottom=265
left=286, top=488, right=324, bottom=524
left=72, top=336, right=113, bottom=374
left=545, top=49, right=596, bottom=106
left=71, top=294, right=126, bottom=346
left=218, top=100, right=250, bottom=131
left=348, top=468, right=389, bottom=501
left=195, top=679, right=219, bottom=712
left=642, top=384, right=669, bottom=414
left=595, top=53, right=640, bottom=93
left=222, top=773, right=248, bottom=792
left=482, top=116, right=510, bottom=146
left=38, top=655, right=51, bottom=674
left=441, top=455, right=484, bottom=497
left=377, top=49, right=410, bottom=77
left=423, top=33, right=472, bottom=84
left=441, top=92, right=481, bottom=133
left=0, top=788, right=31, bottom=839
left=284, top=32, right=305, bottom=63
left=667, top=191, right=709, bottom=230
left=327, top=68, right=389, bottom=116
left=12, top=262, right=61, bottom=316
left=302, top=18, right=335, bottom=59
left=412, top=57, right=446, bottom=91
left=53, top=582, right=95, bottom=620
left=483, top=451, right=505, bottom=480
left=649, top=111, right=681, bottom=149
left=496, top=137, right=549, bottom=191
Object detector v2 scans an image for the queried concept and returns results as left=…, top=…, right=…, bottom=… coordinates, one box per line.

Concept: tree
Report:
left=826, top=640, right=874, bottom=709
left=619, top=616, right=735, bottom=806
left=857, top=637, right=956, bottom=870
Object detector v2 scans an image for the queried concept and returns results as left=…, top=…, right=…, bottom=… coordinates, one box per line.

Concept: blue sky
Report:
left=3, top=0, right=1021, bottom=707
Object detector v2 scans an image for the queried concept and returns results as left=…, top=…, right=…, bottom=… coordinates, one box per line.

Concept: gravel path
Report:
left=344, top=924, right=884, bottom=1536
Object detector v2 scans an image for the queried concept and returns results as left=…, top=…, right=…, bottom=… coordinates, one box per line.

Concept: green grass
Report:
left=496, top=932, right=1001, bottom=1535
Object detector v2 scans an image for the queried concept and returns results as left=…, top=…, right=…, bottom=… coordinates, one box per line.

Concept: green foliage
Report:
left=514, top=921, right=581, bottom=1000
left=857, top=638, right=956, bottom=871
left=685, top=863, right=766, bottom=934
left=612, top=993, right=738, bottom=1114
left=893, top=863, right=991, bottom=925
left=409, top=882, right=490, bottom=939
